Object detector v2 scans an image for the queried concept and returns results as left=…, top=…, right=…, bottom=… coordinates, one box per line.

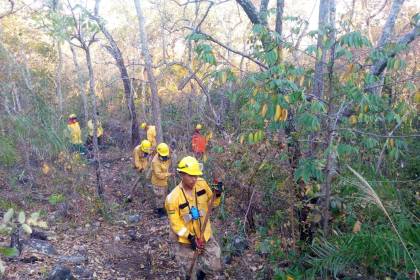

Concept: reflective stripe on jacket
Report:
left=165, top=179, right=221, bottom=244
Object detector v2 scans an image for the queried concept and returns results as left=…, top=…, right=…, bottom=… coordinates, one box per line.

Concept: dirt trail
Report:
left=4, top=150, right=261, bottom=279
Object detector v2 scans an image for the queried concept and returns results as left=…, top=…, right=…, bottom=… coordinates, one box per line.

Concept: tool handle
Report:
left=187, top=193, right=217, bottom=278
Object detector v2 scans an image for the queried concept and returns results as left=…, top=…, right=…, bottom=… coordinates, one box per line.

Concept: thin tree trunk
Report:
left=90, top=11, right=140, bottom=146
left=134, top=0, right=164, bottom=143
left=368, top=0, right=406, bottom=95
left=56, top=41, right=63, bottom=114
left=85, top=47, right=104, bottom=199
left=312, top=0, right=330, bottom=98
left=70, top=44, right=89, bottom=124
left=322, top=0, right=336, bottom=236
left=275, top=0, right=284, bottom=63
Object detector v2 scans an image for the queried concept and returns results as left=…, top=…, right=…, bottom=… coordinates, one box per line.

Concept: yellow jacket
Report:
left=147, top=125, right=157, bottom=147
left=133, top=145, right=149, bottom=171
left=165, top=179, right=221, bottom=244
left=151, top=154, right=171, bottom=187
left=67, top=122, right=82, bottom=144
left=87, top=119, right=104, bottom=137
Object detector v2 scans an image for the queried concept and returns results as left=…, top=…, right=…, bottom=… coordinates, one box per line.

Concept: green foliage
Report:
left=0, top=136, right=19, bottom=166
left=305, top=227, right=419, bottom=278
left=48, top=193, right=65, bottom=205
left=195, top=44, right=216, bottom=65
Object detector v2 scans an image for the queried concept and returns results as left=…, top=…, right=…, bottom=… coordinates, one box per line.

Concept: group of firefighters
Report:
left=66, top=115, right=222, bottom=280
left=133, top=122, right=222, bottom=280
left=66, top=114, right=104, bottom=154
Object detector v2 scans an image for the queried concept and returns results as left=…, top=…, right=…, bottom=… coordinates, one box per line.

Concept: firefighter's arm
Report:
left=165, top=198, right=191, bottom=239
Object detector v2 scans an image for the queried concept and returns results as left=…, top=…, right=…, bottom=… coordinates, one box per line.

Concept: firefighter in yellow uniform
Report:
left=66, top=114, right=86, bottom=154
left=151, top=143, right=172, bottom=217
left=86, top=118, right=104, bottom=147
left=165, top=156, right=223, bottom=280
left=141, top=122, right=157, bottom=149
left=133, top=140, right=152, bottom=172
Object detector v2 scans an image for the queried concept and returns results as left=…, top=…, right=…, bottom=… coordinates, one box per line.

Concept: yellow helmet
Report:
left=156, top=143, right=170, bottom=156
left=69, top=113, right=77, bottom=119
left=195, top=124, right=202, bottom=130
left=140, top=140, right=152, bottom=153
left=177, top=156, right=202, bottom=176
left=140, top=122, right=147, bottom=129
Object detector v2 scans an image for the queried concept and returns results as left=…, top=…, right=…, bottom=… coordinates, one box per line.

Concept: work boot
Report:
left=196, top=270, right=206, bottom=280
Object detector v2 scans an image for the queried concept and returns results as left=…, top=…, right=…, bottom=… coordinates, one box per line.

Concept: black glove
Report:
left=188, top=234, right=198, bottom=250
left=214, top=181, right=223, bottom=197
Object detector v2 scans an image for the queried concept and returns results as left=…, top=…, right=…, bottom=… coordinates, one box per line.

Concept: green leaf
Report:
left=30, top=212, right=40, bottom=221
left=0, top=247, right=19, bottom=257
left=18, top=211, right=25, bottom=224
left=21, top=224, right=32, bottom=235
left=3, top=209, right=14, bottom=224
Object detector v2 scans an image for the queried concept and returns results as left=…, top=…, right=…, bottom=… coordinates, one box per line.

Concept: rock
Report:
left=30, top=230, right=48, bottom=241
left=58, top=255, right=87, bottom=264
left=74, top=266, right=94, bottom=279
left=46, top=265, right=75, bottom=280
left=127, top=214, right=141, bottom=224
left=232, top=236, right=249, bottom=256
left=24, top=239, right=57, bottom=256
left=104, top=163, right=111, bottom=168
left=127, top=229, right=137, bottom=241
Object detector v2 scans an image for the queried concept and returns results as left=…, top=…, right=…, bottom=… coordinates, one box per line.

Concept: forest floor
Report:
left=1, top=148, right=266, bottom=279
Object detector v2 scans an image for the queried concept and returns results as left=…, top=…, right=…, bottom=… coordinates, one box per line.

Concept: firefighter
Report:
left=151, top=143, right=172, bottom=217
left=165, top=156, right=223, bottom=280
left=66, top=114, right=86, bottom=154
left=140, top=122, right=157, bottom=149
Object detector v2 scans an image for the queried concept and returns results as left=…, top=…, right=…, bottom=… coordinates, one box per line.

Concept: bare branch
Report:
left=193, top=30, right=268, bottom=69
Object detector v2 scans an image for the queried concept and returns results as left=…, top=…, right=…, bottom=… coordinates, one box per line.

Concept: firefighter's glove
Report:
left=188, top=234, right=205, bottom=251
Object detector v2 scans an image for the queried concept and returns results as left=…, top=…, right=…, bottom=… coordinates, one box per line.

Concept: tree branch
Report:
left=235, top=0, right=262, bottom=25
left=371, top=23, right=420, bottom=77
left=194, top=30, right=268, bottom=69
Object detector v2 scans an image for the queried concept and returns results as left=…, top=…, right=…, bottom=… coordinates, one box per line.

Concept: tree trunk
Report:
left=96, top=22, right=140, bottom=146
left=322, top=0, right=336, bottom=236
left=368, top=0, right=406, bottom=95
left=70, top=44, right=89, bottom=125
left=85, top=47, right=104, bottom=199
left=55, top=41, right=63, bottom=114
left=275, top=0, right=285, bottom=63
left=312, top=0, right=330, bottom=98
left=134, top=0, right=164, bottom=144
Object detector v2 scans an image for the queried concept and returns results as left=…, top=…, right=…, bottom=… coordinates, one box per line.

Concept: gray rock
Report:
left=232, top=236, right=249, bottom=256
left=74, top=266, right=94, bottom=279
left=24, top=239, right=57, bottom=256
left=46, top=265, right=75, bottom=280
left=127, top=214, right=141, bottom=224
left=58, top=255, right=87, bottom=264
